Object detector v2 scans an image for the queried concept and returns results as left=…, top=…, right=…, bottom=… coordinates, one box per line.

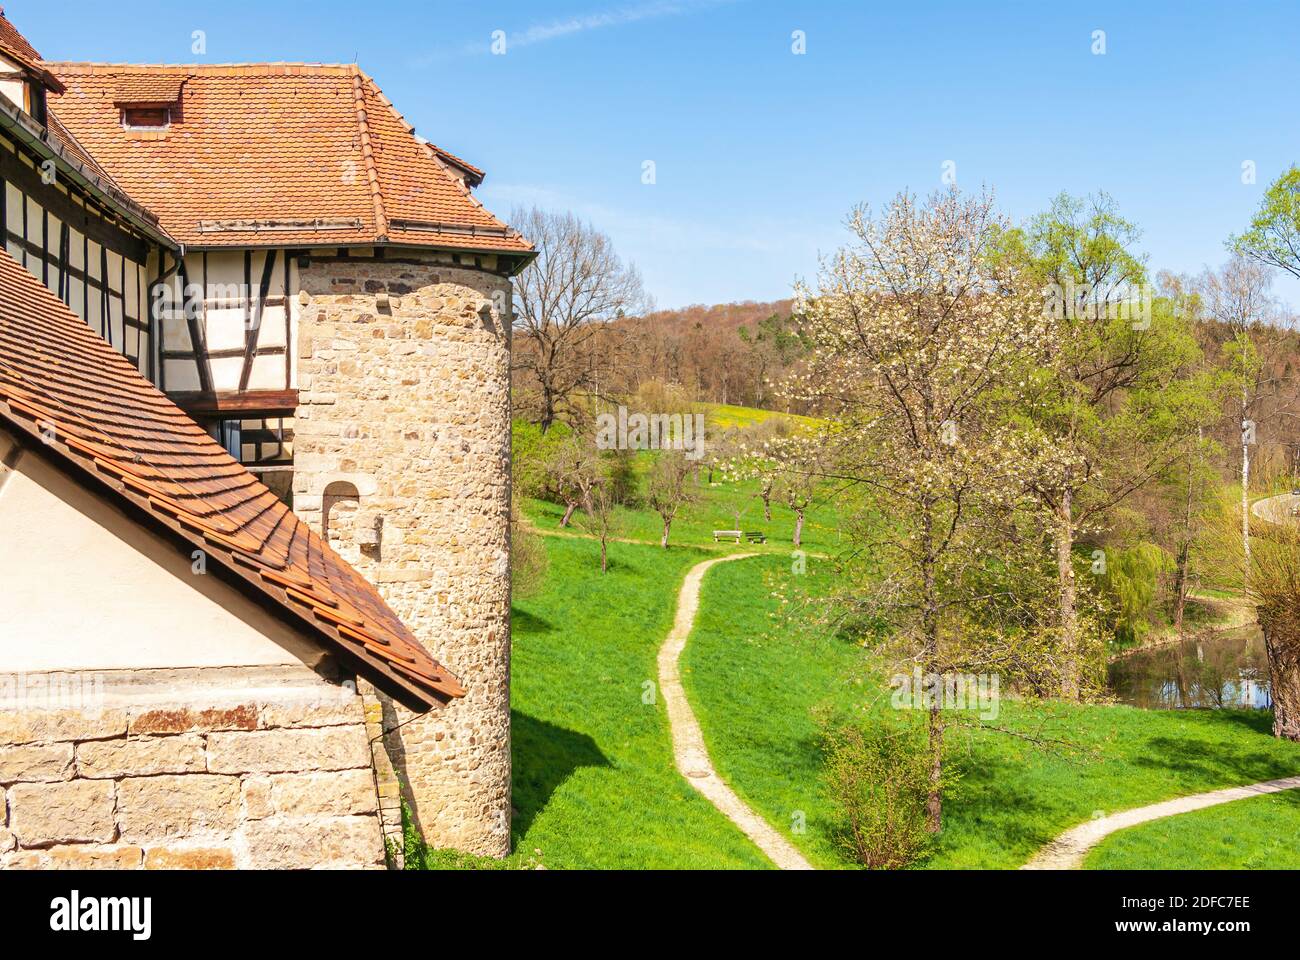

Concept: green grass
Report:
left=681, top=554, right=1300, bottom=869
left=414, top=533, right=771, bottom=869
left=523, top=473, right=843, bottom=558
left=700, top=402, right=819, bottom=432
left=1084, top=789, right=1300, bottom=869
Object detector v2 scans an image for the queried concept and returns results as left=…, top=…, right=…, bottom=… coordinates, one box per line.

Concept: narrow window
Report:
left=122, top=106, right=170, bottom=130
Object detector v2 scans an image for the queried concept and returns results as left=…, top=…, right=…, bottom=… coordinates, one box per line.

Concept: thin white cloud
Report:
left=418, top=0, right=738, bottom=62
left=504, top=0, right=714, bottom=49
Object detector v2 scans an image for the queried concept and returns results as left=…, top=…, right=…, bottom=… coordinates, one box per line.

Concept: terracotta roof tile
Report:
left=113, top=75, right=185, bottom=103
left=46, top=63, right=532, bottom=255
left=0, top=9, right=41, bottom=66
left=0, top=10, right=62, bottom=94
left=0, top=246, right=462, bottom=710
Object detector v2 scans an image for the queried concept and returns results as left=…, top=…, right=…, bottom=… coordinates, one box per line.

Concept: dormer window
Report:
left=122, top=105, right=170, bottom=130
left=114, top=74, right=185, bottom=133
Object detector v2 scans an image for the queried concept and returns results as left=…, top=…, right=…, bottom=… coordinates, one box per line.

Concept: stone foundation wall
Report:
left=293, top=252, right=513, bottom=857
left=0, top=666, right=387, bottom=869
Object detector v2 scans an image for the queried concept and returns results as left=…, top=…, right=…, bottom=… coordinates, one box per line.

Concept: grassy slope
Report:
left=1084, top=790, right=1300, bottom=869
left=700, top=402, right=819, bottom=432
left=504, top=534, right=769, bottom=868
left=682, top=554, right=1300, bottom=869
left=524, top=470, right=842, bottom=558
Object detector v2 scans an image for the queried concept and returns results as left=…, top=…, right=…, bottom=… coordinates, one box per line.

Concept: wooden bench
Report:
left=712, top=530, right=767, bottom=544
left=744, top=531, right=767, bottom=544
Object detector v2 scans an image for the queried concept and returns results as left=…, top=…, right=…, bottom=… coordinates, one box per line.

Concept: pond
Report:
left=1108, top=626, right=1273, bottom=710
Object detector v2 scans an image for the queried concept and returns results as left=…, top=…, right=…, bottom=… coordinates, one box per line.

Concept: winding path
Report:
left=1251, top=491, right=1300, bottom=525
left=657, top=553, right=816, bottom=870
left=1024, top=492, right=1300, bottom=869
left=1022, top=775, right=1300, bottom=869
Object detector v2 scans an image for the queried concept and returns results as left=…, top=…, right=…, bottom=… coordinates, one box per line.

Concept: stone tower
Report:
left=292, top=250, right=514, bottom=857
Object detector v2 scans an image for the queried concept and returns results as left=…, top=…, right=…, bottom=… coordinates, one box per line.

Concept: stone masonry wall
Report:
left=0, top=667, right=387, bottom=869
left=293, top=252, right=513, bottom=857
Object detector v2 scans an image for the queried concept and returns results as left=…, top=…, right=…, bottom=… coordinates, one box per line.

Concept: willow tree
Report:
left=779, top=189, right=1049, bottom=832
left=1204, top=488, right=1300, bottom=740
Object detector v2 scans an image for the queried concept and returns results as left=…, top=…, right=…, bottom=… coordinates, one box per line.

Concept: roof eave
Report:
left=0, top=97, right=177, bottom=250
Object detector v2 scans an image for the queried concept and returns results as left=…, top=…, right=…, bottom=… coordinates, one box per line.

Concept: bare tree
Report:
left=576, top=466, right=622, bottom=573
left=544, top=433, right=600, bottom=527
left=1197, top=256, right=1283, bottom=570
left=646, top=451, right=698, bottom=548
left=511, top=206, right=651, bottom=432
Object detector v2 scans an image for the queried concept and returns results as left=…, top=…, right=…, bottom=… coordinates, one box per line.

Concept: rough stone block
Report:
left=128, top=704, right=257, bottom=735
left=46, top=844, right=143, bottom=869
left=144, top=846, right=235, bottom=870
left=241, top=776, right=273, bottom=820
left=258, top=696, right=362, bottom=730
left=206, top=726, right=369, bottom=774
left=0, top=708, right=127, bottom=745
left=0, top=849, right=44, bottom=869
left=0, top=742, right=74, bottom=783
left=116, top=775, right=240, bottom=843
left=270, top=770, right=378, bottom=817
left=8, top=780, right=116, bottom=845
left=76, top=735, right=205, bottom=779
left=242, top=815, right=384, bottom=869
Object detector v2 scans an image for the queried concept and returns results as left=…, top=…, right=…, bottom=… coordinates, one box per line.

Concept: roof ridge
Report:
left=49, top=61, right=356, bottom=74
left=359, top=71, right=481, bottom=194
left=349, top=65, right=388, bottom=241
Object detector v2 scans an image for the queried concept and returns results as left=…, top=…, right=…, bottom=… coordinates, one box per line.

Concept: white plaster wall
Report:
left=0, top=54, right=24, bottom=113
left=0, top=429, right=325, bottom=673
left=174, top=249, right=297, bottom=393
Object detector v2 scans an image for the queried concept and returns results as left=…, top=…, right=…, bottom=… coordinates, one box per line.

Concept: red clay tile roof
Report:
left=47, top=63, right=531, bottom=255
left=113, top=74, right=184, bottom=103
left=0, top=10, right=63, bottom=94
left=0, top=9, right=40, bottom=65
left=0, top=246, right=462, bottom=710
left=45, top=108, right=125, bottom=191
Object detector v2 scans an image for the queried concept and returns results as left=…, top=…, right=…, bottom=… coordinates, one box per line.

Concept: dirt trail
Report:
left=1022, top=775, right=1300, bottom=869
left=657, top=553, right=815, bottom=870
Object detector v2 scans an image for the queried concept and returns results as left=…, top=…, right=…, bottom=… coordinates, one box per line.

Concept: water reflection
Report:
left=1108, top=626, right=1272, bottom=710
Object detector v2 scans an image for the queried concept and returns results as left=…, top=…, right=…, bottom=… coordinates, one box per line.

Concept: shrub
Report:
left=1099, top=541, right=1167, bottom=645
left=821, top=718, right=937, bottom=869
left=510, top=493, right=549, bottom=599
left=511, top=418, right=571, bottom=501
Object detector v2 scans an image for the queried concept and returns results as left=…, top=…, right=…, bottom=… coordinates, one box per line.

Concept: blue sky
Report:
left=15, top=0, right=1300, bottom=309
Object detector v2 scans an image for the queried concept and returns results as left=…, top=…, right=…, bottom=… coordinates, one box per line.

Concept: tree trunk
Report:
left=793, top=508, right=805, bottom=547
left=1173, top=449, right=1195, bottom=635
left=661, top=518, right=671, bottom=548
left=920, top=503, right=943, bottom=833
left=600, top=536, right=608, bottom=573
left=1055, top=487, right=1081, bottom=700
left=1260, top=608, right=1300, bottom=741
left=1241, top=389, right=1251, bottom=583
left=1172, top=542, right=1190, bottom=636
left=763, top=495, right=772, bottom=523
left=560, top=502, right=577, bottom=527
left=927, top=698, right=945, bottom=833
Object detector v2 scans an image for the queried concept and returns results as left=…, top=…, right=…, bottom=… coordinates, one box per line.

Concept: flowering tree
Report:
left=776, top=189, right=1050, bottom=831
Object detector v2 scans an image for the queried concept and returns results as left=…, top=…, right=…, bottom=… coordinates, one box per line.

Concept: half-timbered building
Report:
left=0, top=9, right=530, bottom=865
